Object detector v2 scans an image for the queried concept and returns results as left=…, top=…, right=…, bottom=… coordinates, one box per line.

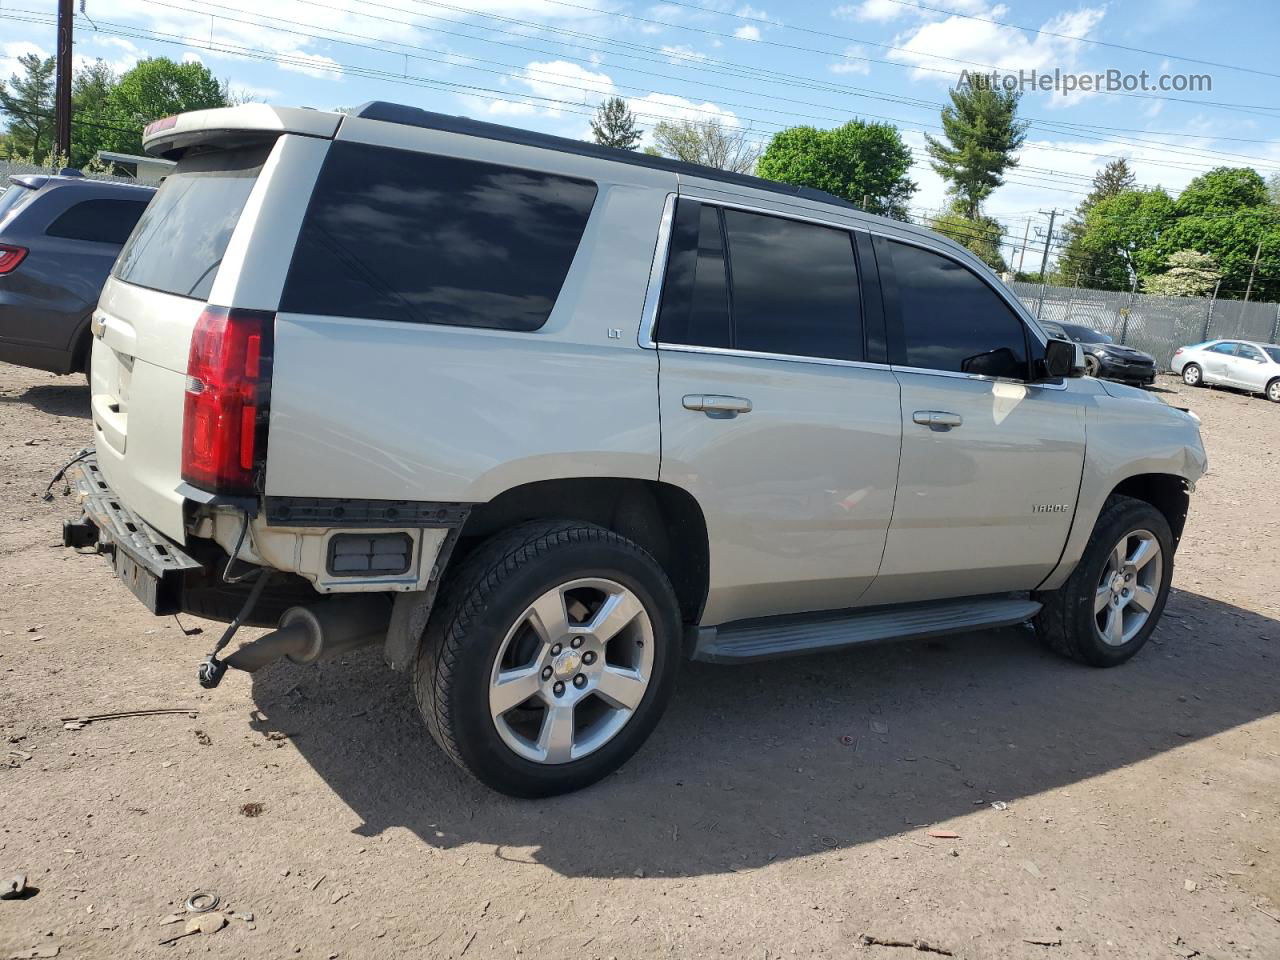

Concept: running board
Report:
left=691, top=595, right=1042, bottom=663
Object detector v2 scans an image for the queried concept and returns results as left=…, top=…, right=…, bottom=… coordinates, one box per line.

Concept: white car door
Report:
left=1201, top=341, right=1238, bottom=384
left=653, top=198, right=901, bottom=626
left=858, top=235, right=1087, bottom=606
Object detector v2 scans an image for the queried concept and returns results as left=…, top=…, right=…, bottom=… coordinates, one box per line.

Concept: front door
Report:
left=1228, top=342, right=1269, bottom=390
left=859, top=235, right=1087, bottom=605
left=653, top=198, right=901, bottom=625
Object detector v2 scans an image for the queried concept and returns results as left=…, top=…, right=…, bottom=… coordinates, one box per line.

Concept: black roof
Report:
left=350, top=101, right=860, bottom=214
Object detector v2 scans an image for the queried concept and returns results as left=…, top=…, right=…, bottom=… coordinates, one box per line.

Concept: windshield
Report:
left=1059, top=322, right=1113, bottom=344
left=112, top=144, right=270, bottom=300
left=1265, top=346, right=1280, bottom=363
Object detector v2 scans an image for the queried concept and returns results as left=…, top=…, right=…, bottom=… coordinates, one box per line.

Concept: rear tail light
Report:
left=0, top=244, right=27, bottom=274
left=1173, top=348, right=1183, bottom=355
left=181, top=306, right=274, bottom=496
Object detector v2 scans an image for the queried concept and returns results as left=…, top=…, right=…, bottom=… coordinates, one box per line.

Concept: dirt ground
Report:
left=1, top=361, right=1278, bottom=960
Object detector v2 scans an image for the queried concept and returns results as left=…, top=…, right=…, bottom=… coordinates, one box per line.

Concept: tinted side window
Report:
left=46, top=198, right=148, bottom=245
left=882, top=239, right=1028, bottom=379
left=1236, top=344, right=1263, bottom=360
left=722, top=209, right=862, bottom=361
left=655, top=200, right=730, bottom=348
left=281, top=142, right=597, bottom=331
left=1209, top=342, right=1237, bottom=355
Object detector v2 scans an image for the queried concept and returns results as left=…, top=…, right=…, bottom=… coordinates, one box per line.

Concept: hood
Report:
left=1091, top=341, right=1154, bottom=361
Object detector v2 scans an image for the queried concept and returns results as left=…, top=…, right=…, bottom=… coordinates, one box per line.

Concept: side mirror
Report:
left=1041, top=338, right=1085, bottom=380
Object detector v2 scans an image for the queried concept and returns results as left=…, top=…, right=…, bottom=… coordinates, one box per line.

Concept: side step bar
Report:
left=691, top=595, right=1042, bottom=663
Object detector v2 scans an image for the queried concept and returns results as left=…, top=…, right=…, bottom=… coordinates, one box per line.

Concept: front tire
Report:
left=1182, top=363, right=1203, bottom=387
left=413, top=521, right=680, bottom=797
left=1267, top=378, right=1280, bottom=403
left=1084, top=355, right=1101, bottom=378
left=1033, top=495, right=1174, bottom=667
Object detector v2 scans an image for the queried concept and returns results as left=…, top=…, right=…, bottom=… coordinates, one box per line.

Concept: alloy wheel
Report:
left=488, top=578, right=654, bottom=764
left=1183, top=365, right=1201, bottom=386
left=1094, top=529, right=1163, bottom=647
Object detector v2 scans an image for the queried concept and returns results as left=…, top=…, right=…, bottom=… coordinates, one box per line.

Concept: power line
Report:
left=871, top=0, right=1280, bottom=82
left=101, top=0, right=1280, bottom=175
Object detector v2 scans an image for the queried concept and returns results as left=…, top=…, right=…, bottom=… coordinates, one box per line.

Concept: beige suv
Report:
left=60, top=101, right=1207, bottom=796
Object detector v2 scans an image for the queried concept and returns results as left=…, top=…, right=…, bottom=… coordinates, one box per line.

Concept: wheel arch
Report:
left=456, top=477, right=710, bottom=627
left=1109, top=473, right=1191, bottom=548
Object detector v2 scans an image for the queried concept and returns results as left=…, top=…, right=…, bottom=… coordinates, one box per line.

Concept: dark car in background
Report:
left=0, top=174, right=154, bottom=378
left=1041, top=320, right=1156, bottom=387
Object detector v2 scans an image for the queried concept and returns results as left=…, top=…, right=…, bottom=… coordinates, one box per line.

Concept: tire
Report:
left=1267, top=378, right=1280, bottom=403
left=1182, top=363, right=1203, bottom=387
left=1033, top=494, right=1174, bottom=667
left=1084, top=354, right=1101, bottom=377
left=413, top=520, right=680, bottom=797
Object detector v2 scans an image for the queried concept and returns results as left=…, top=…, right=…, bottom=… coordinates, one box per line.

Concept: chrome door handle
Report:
left=683, top=394, right=753, bottom=416
left=913, top=410, right=963, bottom=429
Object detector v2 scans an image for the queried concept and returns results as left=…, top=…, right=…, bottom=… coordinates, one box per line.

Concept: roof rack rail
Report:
left=348, top=101, right=861, bottom=214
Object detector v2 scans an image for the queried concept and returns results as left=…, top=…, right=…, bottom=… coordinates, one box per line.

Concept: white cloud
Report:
left=182, top=51, right=204, bottom=66
left=888, top=5, right=1107, bottom=87
left=1, top=41, right=48, bottom=83
left=277, top=50, right=343, bottom=80
left=829, top=45, right=872, bottom=75
left=833, top=0, right=987, bottom=23
left=734, top=25, right=762, bottom=41
left=660, top=44, right=709, bottom=65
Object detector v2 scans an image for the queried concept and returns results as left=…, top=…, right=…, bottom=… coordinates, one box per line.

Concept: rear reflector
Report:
left=0, top=244, right=27, bottom=274
left=181, top=306, right=274, bottom=496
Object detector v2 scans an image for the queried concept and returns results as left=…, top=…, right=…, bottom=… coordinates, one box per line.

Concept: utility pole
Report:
left=1035, top=208, right=1057, bottom=318
left=1201, top=277, right=1222, bottom=341
left=1016, top=218, right=1031, bottom=274
left=1243, top=239, right=1262, bottom=303
left=54, top=0, right=75, bottom=161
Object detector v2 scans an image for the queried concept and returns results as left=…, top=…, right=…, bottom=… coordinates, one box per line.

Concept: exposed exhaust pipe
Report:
left=224, top=595, right=391, bottom=673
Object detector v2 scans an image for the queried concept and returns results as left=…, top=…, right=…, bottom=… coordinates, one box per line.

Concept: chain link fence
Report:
left=1, top=159, right=135, bottom=184
left=1008, top=280, right=1280, bottom=368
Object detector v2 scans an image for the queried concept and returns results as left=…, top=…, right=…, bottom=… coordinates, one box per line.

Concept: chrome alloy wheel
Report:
left=1094, top=529, right=1162, bottom=647
left=488, top=578, right=654, bottom=764
left=1183, top=364, right=1201, bottom=386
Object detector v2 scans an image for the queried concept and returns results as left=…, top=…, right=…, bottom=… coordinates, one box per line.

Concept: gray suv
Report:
left=0, top=174, right=154, bottom=377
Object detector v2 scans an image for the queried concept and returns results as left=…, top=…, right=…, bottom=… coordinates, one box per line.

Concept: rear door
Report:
left=92, top=135, right=328, bottom=540
left=654, top=197, right=901, bottom=625
left=859, top=234, right=1087, bottom=606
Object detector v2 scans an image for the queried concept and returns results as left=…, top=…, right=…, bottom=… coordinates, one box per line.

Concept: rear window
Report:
left=280, top=142, right=598, bottom=331
left=113, top=145, right=270, bottom=300
left=47, top=198, right=149, bottom=245
left=0, top=183, right=37, bottom=226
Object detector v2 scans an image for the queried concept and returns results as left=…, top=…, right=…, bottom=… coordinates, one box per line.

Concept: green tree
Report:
left=589, top=96, right=642, bottom=150
left=651, top=118, right=760, bottom=174
left=1074, top=188, right=1176, bottom=290
left=102, top=57, right=229, bottom=154
left=931, top=203, right=1007, bottom=271
left=0, top=53, right=56, bottom=163
left=1142, top=250, right=1222, bottom=297
left=1154, top=168, right=1280, bottom=301
left=924, top=84, right=1028, bottom=219
left=1056, top=159, right=1137, bottom=285
left=1267, top=172, right=1280, bottom=208
left=70, top=59, right=117, bottom=167
left=756, top=120, right=916, bottom=218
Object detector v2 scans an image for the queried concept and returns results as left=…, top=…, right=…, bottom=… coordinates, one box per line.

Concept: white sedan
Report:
left=1171, top=339, right=1280, bottom=403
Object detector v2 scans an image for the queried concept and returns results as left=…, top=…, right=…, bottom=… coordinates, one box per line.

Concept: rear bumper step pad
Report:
left=63, top=453, right=204, bottom=615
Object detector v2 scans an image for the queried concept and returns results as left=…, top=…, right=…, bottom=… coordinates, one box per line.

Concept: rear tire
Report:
left=413, top=521, right=680, bottom=797
left=1033, top=495, right=1173, bottom=667
left=1182, top=363, right=1203, bottom=387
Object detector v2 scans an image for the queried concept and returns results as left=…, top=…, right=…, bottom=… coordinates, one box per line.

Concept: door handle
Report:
left=913, top=410, right=963, bottom=429
left=683, top=394, right=753, bottom=417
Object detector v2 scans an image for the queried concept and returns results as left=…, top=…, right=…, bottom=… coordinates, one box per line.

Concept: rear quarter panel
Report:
left=264, top=124, right=675, bottom=502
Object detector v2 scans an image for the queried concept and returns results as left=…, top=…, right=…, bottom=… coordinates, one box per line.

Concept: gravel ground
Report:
left=1, top=362, right=1278, bottom=960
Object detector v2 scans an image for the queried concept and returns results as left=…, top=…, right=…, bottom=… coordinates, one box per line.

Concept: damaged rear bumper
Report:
left=62, top=452, right=204, bottom=615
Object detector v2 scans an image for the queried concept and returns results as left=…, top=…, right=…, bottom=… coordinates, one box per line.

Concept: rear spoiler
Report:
left=142, top=105, right=343, bottom=159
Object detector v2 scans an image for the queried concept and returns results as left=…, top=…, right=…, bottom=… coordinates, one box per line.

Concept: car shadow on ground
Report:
left=249, top=587, right=1280, bottom=878
left=0, top=379, right=91, bottom=419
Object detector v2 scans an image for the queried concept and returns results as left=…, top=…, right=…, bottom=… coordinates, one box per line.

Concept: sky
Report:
left=3, top=0, right=1279, bottom=269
